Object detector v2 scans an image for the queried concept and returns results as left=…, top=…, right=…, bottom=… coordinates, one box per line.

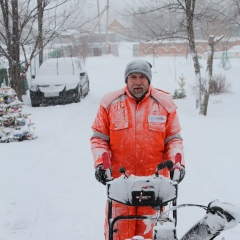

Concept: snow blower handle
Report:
left=155, top=160, right=174, bottom=177
left=172, top=153, right=183, bottom=182
left=171, top=153, right=182, bottom=226
left=119, top=167, right=128, bottom=178
left=102, top=152, right=112, bottom=181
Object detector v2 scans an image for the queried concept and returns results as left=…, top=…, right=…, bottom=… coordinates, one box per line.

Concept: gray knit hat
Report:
left=125, top=60, right=152, bottom=83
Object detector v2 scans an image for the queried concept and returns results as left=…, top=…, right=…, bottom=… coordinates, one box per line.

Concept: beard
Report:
left=128, top=86, right=148, bottom=100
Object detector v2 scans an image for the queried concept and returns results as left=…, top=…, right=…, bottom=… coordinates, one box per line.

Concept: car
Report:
left=30, top=57, right=90, bottom=107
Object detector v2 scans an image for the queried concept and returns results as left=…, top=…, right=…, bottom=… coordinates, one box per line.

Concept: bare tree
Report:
left=201, top=35, right=224, bottom=116
left=37, top=0, right=44, bottom=66
left=209, top=0, right=240, bottom=28
left=122, top=0, right=230, bottom=115
left=0, top=0, right=92, bottom=100
left=0, top=0, right=21, bottom=99
left=36, top=0, right=91, bottom=66
left=123, top=0, right=203, bottom=109
left=184, top=1, right=202, bottom=109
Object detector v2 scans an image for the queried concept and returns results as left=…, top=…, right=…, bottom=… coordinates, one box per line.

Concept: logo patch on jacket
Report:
left=148, top=115, right=166, bottom=123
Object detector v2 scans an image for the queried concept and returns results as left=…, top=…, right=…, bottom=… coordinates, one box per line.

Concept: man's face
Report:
left=127, top=73, right=149, bottom=101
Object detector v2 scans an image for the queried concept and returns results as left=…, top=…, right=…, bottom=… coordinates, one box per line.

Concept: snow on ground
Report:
left=1, top=45, right=240, bottom=239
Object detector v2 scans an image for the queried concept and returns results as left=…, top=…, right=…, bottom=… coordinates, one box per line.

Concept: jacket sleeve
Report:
left=164, top=110, right=185, bottom=167
left=90, top=104, right=111, bottom=168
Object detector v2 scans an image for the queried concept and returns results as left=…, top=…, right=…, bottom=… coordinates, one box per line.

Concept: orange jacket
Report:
left=91, top=85, right=184, bottom=178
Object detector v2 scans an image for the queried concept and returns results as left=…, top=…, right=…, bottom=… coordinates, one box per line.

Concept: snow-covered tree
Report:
left=0, top=0, right=90, bottom=100
left=0, top=84, right=36, bottom=143
left=173, top=74, right=187, bottom=100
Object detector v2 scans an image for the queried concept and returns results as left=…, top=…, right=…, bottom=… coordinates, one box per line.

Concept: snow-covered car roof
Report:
left=36, top=57, right=84, bottom=76
left=31, top=57, right=85, bottom=86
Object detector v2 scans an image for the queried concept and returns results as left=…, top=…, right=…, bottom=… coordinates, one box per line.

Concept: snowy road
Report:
left=1, top=53, right=240, bottom=239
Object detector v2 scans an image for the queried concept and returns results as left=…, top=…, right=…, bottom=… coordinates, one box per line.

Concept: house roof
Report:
left=108, top=20, right=126, bottom=30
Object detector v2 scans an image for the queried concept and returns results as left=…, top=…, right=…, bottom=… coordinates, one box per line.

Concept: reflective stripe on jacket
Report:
left=90, top=85, right=184, bottom=178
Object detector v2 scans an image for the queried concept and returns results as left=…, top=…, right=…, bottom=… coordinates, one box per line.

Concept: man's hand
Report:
left=95, top=165, right=107, bottom=185
left=172, top=163, right=185, bottom=183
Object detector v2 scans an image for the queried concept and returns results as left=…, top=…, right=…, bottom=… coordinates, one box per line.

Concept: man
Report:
left=90, top=59, right=185, bottom=240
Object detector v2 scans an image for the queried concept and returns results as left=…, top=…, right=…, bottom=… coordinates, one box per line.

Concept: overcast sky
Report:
left=85, top=0, right=131, bottom=31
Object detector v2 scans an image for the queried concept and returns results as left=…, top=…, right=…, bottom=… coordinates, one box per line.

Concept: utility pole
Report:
left=105, top=0, right=110, bottom=54
left=97, top=0, right=102, bottom=46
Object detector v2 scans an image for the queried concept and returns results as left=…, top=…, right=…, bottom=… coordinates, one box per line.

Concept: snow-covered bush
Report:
left=0, top=84, right=37, bottom=143
left=209, top=73, right=231, bottom=94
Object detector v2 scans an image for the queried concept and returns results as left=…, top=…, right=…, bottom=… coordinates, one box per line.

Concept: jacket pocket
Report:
left=109, top=101, right=129, bottom=130
left=148, top=121, right=166, bottom=132
left=148, top=115, right=166, bottom=132
left=110, top=120, right=128, bottom=130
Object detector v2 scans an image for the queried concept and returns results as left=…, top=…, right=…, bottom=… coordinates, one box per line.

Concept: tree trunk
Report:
left=38, top=0, right=44, bottom=66
left=10, top=0, right=22, bottom=101
left=200, top=35, right=224, bottom=116
left=188, top=35, right=202, bottom=110
left=200, top=36, right=214, bottom=116
left=185, top=0, right=202, bottom=109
